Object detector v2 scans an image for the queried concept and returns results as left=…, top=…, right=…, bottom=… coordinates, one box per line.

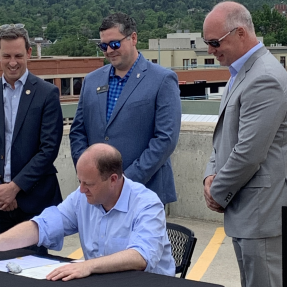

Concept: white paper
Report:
left=0, top=255, right=60, bottom=272
left=15, top=262, right=71, bottom=280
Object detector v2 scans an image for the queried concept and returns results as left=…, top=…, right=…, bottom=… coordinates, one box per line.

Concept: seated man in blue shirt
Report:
left=0, top=143, right=175, bottom=281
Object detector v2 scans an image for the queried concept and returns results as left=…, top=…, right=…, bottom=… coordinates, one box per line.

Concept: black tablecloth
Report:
left=0, top=249, right=224, bottom=287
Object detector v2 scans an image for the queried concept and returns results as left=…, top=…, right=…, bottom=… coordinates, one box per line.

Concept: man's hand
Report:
left=46, top=249, right=146, bottom=281
left=2, top=199, right=18, bottom=212
left=204, top=175, right=224, bottom=213
left=46, top=262, right=92, bottom=281
left=0, top=182, right=20, bottom=210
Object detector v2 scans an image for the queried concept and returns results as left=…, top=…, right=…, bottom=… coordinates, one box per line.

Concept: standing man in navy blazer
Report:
left=0, top=25, right=63, bottom=253
left=70, top=13, right=181, bottom=204
left=203, top=2, right=287, bottom=287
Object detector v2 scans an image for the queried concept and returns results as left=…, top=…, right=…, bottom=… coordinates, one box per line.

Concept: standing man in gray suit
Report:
left=203, top=2, right=287, bottom=287
left=70, top=13, right=181, bottom=205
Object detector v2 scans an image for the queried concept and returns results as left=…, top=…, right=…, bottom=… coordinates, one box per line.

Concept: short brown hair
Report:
left=0, top=27, right=31, bottom=51
left=83, top=144, right=123, bottom=181
left=96, top=146, right=123, bottom=181
left=99, top=12, right=137, bottom=36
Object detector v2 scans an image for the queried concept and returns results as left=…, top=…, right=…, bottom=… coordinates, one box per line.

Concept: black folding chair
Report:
left=166, top=222, right=197, bottom=278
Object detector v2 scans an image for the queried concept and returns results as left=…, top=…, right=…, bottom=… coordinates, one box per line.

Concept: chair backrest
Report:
left=166, top=222, right=197, bottom=278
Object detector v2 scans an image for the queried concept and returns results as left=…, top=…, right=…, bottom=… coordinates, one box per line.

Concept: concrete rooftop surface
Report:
left=49, top=216, right=241, bottom=287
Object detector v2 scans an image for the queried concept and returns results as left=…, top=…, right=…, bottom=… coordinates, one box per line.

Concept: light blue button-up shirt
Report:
left=32, top=177, right=175, bottom=276
left=3, top=69, right=29, bottom=182
left=228, top=42, right=263, bottom=91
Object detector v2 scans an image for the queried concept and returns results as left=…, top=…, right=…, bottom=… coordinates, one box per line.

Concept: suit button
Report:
left=0, top=155, right=3, bottom=160
left=105, top=136, right=109, bottom=141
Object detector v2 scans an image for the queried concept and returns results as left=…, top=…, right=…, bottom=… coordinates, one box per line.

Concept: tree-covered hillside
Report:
left=0, top=0, right=284, bottom=56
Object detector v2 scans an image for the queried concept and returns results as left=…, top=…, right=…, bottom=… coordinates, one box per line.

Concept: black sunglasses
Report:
left=97, top=34, right=131, bottom=52
left=203, top=27, right=238, bottom=48
left=0, top=23, right=25, bottom=30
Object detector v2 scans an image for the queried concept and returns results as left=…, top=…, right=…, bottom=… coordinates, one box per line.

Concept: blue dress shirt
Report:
left=32, top=176, right=175, bottom=276
left=228, top=42, right=263, bottom=91
left=3, top=69, right=29, bottom=182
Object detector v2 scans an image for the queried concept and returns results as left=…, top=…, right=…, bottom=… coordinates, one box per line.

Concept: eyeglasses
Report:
left=97, top=34, right=131, bottom=52
left=0, top=23, right=25, bottom=30
left=203, top=27, right=238, bottom=48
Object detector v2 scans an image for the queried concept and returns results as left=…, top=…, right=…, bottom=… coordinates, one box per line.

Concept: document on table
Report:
left=16, top=262, right=71, bottom=279
left=0, top=255, right=61, bottom=272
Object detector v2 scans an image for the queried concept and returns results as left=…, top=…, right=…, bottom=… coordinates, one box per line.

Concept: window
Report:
left=152, top=59, right=157, bottom=63
left=44, top=79, right=54, bottom=84
left=280, top=56, right=286, bottom=68
left=205, top=59, right=214, bottom=65
left=191, top=59, right=197, bottom=67
left=73, top=78, right=82, bottom=95
left=61, top=78, right=70, bottom=96
left=183, top=59, right=189, bottom=70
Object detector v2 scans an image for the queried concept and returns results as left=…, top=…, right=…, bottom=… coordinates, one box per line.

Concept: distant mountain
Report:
left=0, top=0, right=280, bottom=55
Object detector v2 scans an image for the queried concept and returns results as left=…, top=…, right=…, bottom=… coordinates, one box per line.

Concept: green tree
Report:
left=46, top=21, right=61, bottom=42
left=252, top=4, right=287, bottom=45
left=43, top=34, right=99, bottom=56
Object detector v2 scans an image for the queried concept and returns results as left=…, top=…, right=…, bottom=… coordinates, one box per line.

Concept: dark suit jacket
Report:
left=70, top=55, right=181, bottom=204
left=0, top=72, right=63, bottom=214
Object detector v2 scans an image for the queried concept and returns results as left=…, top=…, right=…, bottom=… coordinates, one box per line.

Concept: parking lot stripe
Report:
left=186, top=227, right=226, bottom=281
left=68, top=248, right=83, bottom=259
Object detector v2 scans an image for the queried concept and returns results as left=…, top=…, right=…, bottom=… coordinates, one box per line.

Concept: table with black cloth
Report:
left=0, top=249, right=224, bottom=287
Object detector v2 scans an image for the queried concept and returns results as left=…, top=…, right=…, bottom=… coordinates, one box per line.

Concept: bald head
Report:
left=205, top=1, right=255, bottom=34
left=77, top=143, right=123, bottom=180
left=203, top=1, right=258, bottom=66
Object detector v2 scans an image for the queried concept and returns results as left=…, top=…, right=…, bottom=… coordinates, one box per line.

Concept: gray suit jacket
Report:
left=205, top=46, right=287, bottom=238
left=70, top=55, right=181, bottom=204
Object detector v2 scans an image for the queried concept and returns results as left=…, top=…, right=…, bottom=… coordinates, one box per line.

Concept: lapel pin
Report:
left=137, top=73, right=140, bottom=78
left=26, top=90, right=31, bottom=95
left=97, top=87, right=100, bottom=92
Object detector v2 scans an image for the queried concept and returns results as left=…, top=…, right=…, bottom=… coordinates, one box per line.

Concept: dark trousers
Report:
left=0, top=208, right=48, bottom=255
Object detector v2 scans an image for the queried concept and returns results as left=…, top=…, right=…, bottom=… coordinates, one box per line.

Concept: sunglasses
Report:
left=97, top=34, right=131, bottom=52
left=0, top=23, right=25, bottom=30
left=203, top=27, right=238, bottom=48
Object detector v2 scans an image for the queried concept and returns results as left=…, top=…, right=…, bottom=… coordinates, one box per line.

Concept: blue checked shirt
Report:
left=106, top=53, right=141, bottom=122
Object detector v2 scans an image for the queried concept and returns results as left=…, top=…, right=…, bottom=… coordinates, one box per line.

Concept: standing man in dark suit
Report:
left=203, top=2, right=287, bottom=287
left=70, top=13, right=181, bottom=205
left=0, top=24, right=63, bottom=253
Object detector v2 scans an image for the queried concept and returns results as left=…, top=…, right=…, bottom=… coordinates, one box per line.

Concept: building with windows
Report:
left=140, top=33, right=287, bottom=70
left=273, top=3, right=287, bottom=17
left=0, top=56, right=104, bottom=102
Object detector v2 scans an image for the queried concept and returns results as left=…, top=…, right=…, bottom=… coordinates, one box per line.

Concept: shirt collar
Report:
left=110, top=176, right=130, bottom=213
left=229, top=42, right=263, bottom=78
left=109, top=52, right=141, bottom=79
left=2, top=69, right=29, bottom=87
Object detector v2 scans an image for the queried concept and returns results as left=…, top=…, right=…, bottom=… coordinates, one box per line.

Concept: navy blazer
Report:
left=0, top=72, right=63, bottom=214
left=70, top=55, right=181, bottom=204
